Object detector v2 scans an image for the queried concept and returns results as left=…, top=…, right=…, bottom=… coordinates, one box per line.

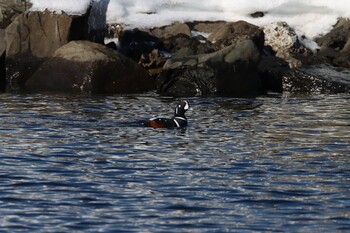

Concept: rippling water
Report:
left=0, top=92, right=349, bottom=232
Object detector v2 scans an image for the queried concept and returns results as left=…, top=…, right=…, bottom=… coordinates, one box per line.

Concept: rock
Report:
left=250, top=12, right=265, bottom=18
left=195, top=21, right=265, bottom=51
left=6, top=10, right=80, bottom=57
left=283, top=64, right=350, bottom=94
left=158, top=39, right=262, bottom=97
left=25, top=41, right=155, bottom=94
left=334, top=37, right=350, bottom=68
left=192, top=21, right=226, bottom=36
left=0, top=0, right=28, bottom=29
left=0, top=29, right=5, bottom=91
left=314, top=18, right=350, bottom=68
left=162, top=33, right=214, bottom=58
left=118, top=29, right=163, bottom=62
left=0, top=29, right=5, bottom=56
left=258, top=55, right=289, bottom=93
left=4, top=10, right=89, bottom=91
left=316, top=18, right=350, bottom=49
left=139, top=49, right=169, bottom=77
left=86, top=0, right=109, bottom=44
left=151, top=22, right=192, bottom=39
left=263, top=21, right=311, bottom=68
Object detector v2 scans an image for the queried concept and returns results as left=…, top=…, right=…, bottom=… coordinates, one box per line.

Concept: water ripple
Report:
left=0, top=93, right=349, bottom=232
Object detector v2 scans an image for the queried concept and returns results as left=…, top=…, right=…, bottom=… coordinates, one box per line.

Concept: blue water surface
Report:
left=0, top=92, right=349, bottom=232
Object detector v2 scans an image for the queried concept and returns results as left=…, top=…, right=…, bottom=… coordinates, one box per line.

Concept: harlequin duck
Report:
left=143, top=100, right=189, bottom=128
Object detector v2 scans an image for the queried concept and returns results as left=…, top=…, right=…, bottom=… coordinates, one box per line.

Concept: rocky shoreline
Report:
left=1, top=1, right=349, bottom=96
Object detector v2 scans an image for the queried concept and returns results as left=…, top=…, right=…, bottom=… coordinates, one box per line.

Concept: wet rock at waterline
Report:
left=283, top=64, right=350, bottom=94
left=157, top=39, right=263, bottom=97
left=25, top=41, right=155, bottom=94
left=4, top=10, right=90, bottom=91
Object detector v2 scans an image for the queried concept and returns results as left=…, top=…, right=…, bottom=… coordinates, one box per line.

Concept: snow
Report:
left=29, top=0, right=350, bottom=38
left=29, top=0, right=92, bottom=15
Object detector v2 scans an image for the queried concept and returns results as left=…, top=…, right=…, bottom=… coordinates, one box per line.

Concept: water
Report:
left=0, top=92, right=349, bottom=232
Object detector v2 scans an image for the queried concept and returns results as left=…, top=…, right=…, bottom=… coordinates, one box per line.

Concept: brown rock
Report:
left=4, top=10, right=89, bottom=91
left=151, top=22, right=191, bottom=39
left=6, top=10, right=75, bottom=57
left=26, top=41, right=155, bottom=94
left=334, top=37, right=350, bottom=68
left=316, top=18, right=350, bottom=50
left=193, top=21, right=264, bottom=52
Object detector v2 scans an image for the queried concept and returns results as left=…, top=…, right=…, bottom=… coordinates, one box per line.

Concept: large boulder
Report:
left=6, top=10, right=83, bottom=58
left=258, top=55, right=289, bottom=93
left=0, top=29, right=5, bottom=91
left=283, top=64, right=350, bottom=94
left=334, top=37, right=350, bottom=68
left=25, top=41, right=155, bottom=94
left=315, top=18, right=350, bottom=68
left=157, top=39, right=262, bottom=97
left=150, top=22, right=192, bottom=39
left=193, top=20, right=265, bottom=51
left=4, top=10, right=89, bottom=91
left=316, top=18, right=350, bottom=49
left=263, top=21, right=312, bottom=68
left=162, top=33, right=214, bottom=58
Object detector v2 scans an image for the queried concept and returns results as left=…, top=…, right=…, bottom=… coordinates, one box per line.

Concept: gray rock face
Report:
left=283, top=64, right=350, bottom=94
left=4, top=10, right=89, bottom=91
left=158, top=39, right=262, bottom=97
left=25, top=41, right=155, bottom=94
left=6, top=10, right=75, bottom=57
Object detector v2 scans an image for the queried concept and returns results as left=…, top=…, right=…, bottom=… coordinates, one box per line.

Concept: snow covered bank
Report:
left=29, top=0, right=350, bottom=38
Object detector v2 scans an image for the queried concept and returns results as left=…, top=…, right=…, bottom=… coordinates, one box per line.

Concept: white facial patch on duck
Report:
left=183, top=101, right=189, bottom=111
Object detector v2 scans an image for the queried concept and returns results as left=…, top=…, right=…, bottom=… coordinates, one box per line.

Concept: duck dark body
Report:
left=143, top=101, right=189, bottom=128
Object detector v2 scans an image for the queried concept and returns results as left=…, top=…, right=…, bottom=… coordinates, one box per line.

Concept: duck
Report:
left=143, top=100, right=189, bottom=128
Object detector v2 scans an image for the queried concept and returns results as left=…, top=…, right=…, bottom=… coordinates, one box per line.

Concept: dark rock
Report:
left=334, top=37, right=350, bottom=68
left=158, top=39, right=262, bottom=97
left=283, top=64, right=350, bottom=94
left=26, top=41, right=155, bottom=94
left=157, top=66, right=216, bottom=96
left=258, top=55, right=289, bottom=93
left=313, top=18, right=350, bottom=68
left=250, top=12, right=265, bottom=18
left=118, top=29, right=163, bottom=62
left=86, top=0, right=109, bottom=44
left=162, top=33, right=214, bottom=58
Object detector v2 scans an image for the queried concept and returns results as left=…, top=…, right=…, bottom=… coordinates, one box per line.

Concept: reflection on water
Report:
left=0, top=92, right=349, bottom=232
